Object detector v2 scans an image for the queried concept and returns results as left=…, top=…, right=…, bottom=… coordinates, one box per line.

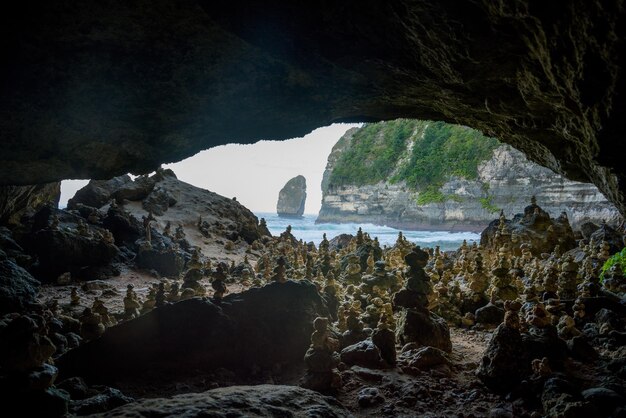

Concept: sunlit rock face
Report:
left=318, top=143, right=619, bottom=231
left=277, top=175, right=307, bottom=217
left=1, top=1, right=625, bottom=215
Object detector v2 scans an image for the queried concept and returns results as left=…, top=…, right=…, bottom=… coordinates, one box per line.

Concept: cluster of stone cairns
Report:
left=240, top=198, right=624, bottom=415
left=0, top=304, right=133, bottom=415
left=2, top=190, right=625, bottom=415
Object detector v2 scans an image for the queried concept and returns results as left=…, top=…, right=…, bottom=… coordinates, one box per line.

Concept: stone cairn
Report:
left=393, top=246, right=452, bottom=352
left=301, top=317, right=341, bottom=393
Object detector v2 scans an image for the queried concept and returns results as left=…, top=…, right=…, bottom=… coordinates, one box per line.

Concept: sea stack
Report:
left=277, top=175, right=307, bottom=217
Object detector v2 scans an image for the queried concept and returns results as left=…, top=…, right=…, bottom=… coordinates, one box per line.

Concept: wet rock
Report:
left=71, top=386, right=134, bottom=415
left=358, top=387, right=385, bottom=407
left=340, top=339, right=384, bottom=369
left=94, top=385, right=350, bottom=417
left=0, top=259, right=40, bottom=314
left=477, top=323, right=529, bottom=394
left=581, top=387, right=625, bottom=416
left=396, top=309, right=452, bottom=352
left=58, top=281, right=326, bottom=383
left=277, top=175, right=306, bottom=217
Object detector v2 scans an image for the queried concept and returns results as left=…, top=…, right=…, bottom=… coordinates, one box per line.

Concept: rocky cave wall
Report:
left=0, top=1, right=625, bottom=216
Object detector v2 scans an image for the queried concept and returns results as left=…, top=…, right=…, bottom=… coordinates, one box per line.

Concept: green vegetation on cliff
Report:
left=329, top=119, right=417, bottom=186
left=328, top=120, right=500, bottom=204
left=601, top=248, right=626, bottom=282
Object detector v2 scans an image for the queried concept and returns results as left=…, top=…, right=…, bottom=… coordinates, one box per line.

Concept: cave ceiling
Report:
left=0, top=0, right=624, bottom=214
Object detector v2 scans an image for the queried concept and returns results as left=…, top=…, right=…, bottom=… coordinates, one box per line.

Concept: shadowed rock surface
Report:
left=0, top=259, right=40, bottom=315
left=0, top=184, right=60, bottom=226
left=91, top=385, right=352, bottom=418
left=57, top=281, right=327, bottom=384
left=1, top=1, right=625, bottom=218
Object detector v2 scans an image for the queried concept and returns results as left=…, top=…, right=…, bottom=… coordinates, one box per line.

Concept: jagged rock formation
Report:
left=277, top=175, right=307, bottom=217
left=0, top=259, right=40, bottom=315
left=70, top=169, right=269, bottom=248
left=0, top=2, right=625, bottom=220
left=0, top=184, right=60, bottom=226
left=97, top=385, right=351, bottom=418
left=318, top=123, right=619, bottom=231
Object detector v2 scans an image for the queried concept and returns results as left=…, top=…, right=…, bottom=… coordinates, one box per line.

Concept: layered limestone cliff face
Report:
left=318, top=135, right=619, bottom=232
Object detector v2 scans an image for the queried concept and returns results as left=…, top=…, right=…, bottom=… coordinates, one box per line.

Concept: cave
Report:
left=1, top=1, right=626, bottom=417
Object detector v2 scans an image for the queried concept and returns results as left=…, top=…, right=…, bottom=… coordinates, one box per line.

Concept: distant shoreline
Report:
left=314, top=216, right=487, bottom=233
left=257, top=212, right=487, bottom=234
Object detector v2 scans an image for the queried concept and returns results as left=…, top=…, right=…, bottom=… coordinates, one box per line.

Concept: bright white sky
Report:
left=60, top=123, right=360, bottom=214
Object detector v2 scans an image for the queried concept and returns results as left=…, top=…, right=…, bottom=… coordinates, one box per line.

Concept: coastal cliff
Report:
left=317, top=121, right=619, bottom=231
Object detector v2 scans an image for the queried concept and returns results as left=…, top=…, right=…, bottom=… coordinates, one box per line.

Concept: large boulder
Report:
left=395, top=309, right=452, bottom=352
left=328, top=234, right=354, bottom=251
left=67, top=176, right=133, bottom=209
left=277, top=175, right=307, bottom=217
left=58, top=281, right=327, bottom=383
left=135, top=244, right=185, bottom=277
left=0, top=259, right=40, bottom=314
left=28, top=228, right=118, bottom=282
left=95, top=385, right=351, bottom=418
left=117, top=171, right=269, bottom=245
left=481, top=203, right=576, bottom=255
left=477, top=323, right=529, bottom=394
left=340, top=339, right=384, bottom=369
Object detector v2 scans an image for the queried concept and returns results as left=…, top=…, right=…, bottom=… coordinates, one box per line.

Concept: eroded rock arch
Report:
left=1, top=1, right=624, bottom=214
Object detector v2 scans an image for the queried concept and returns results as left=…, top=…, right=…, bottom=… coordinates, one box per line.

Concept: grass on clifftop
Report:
left=329, top=120, right=500, bottom=205
left=329, top=119, right=417, bottom=186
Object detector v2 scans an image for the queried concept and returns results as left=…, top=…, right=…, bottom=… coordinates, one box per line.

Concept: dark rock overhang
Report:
left=1, top=1, right=625, bottom=214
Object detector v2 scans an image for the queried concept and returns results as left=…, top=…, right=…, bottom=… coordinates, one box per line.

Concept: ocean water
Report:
left=256, top=213, right=480, bottom=251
